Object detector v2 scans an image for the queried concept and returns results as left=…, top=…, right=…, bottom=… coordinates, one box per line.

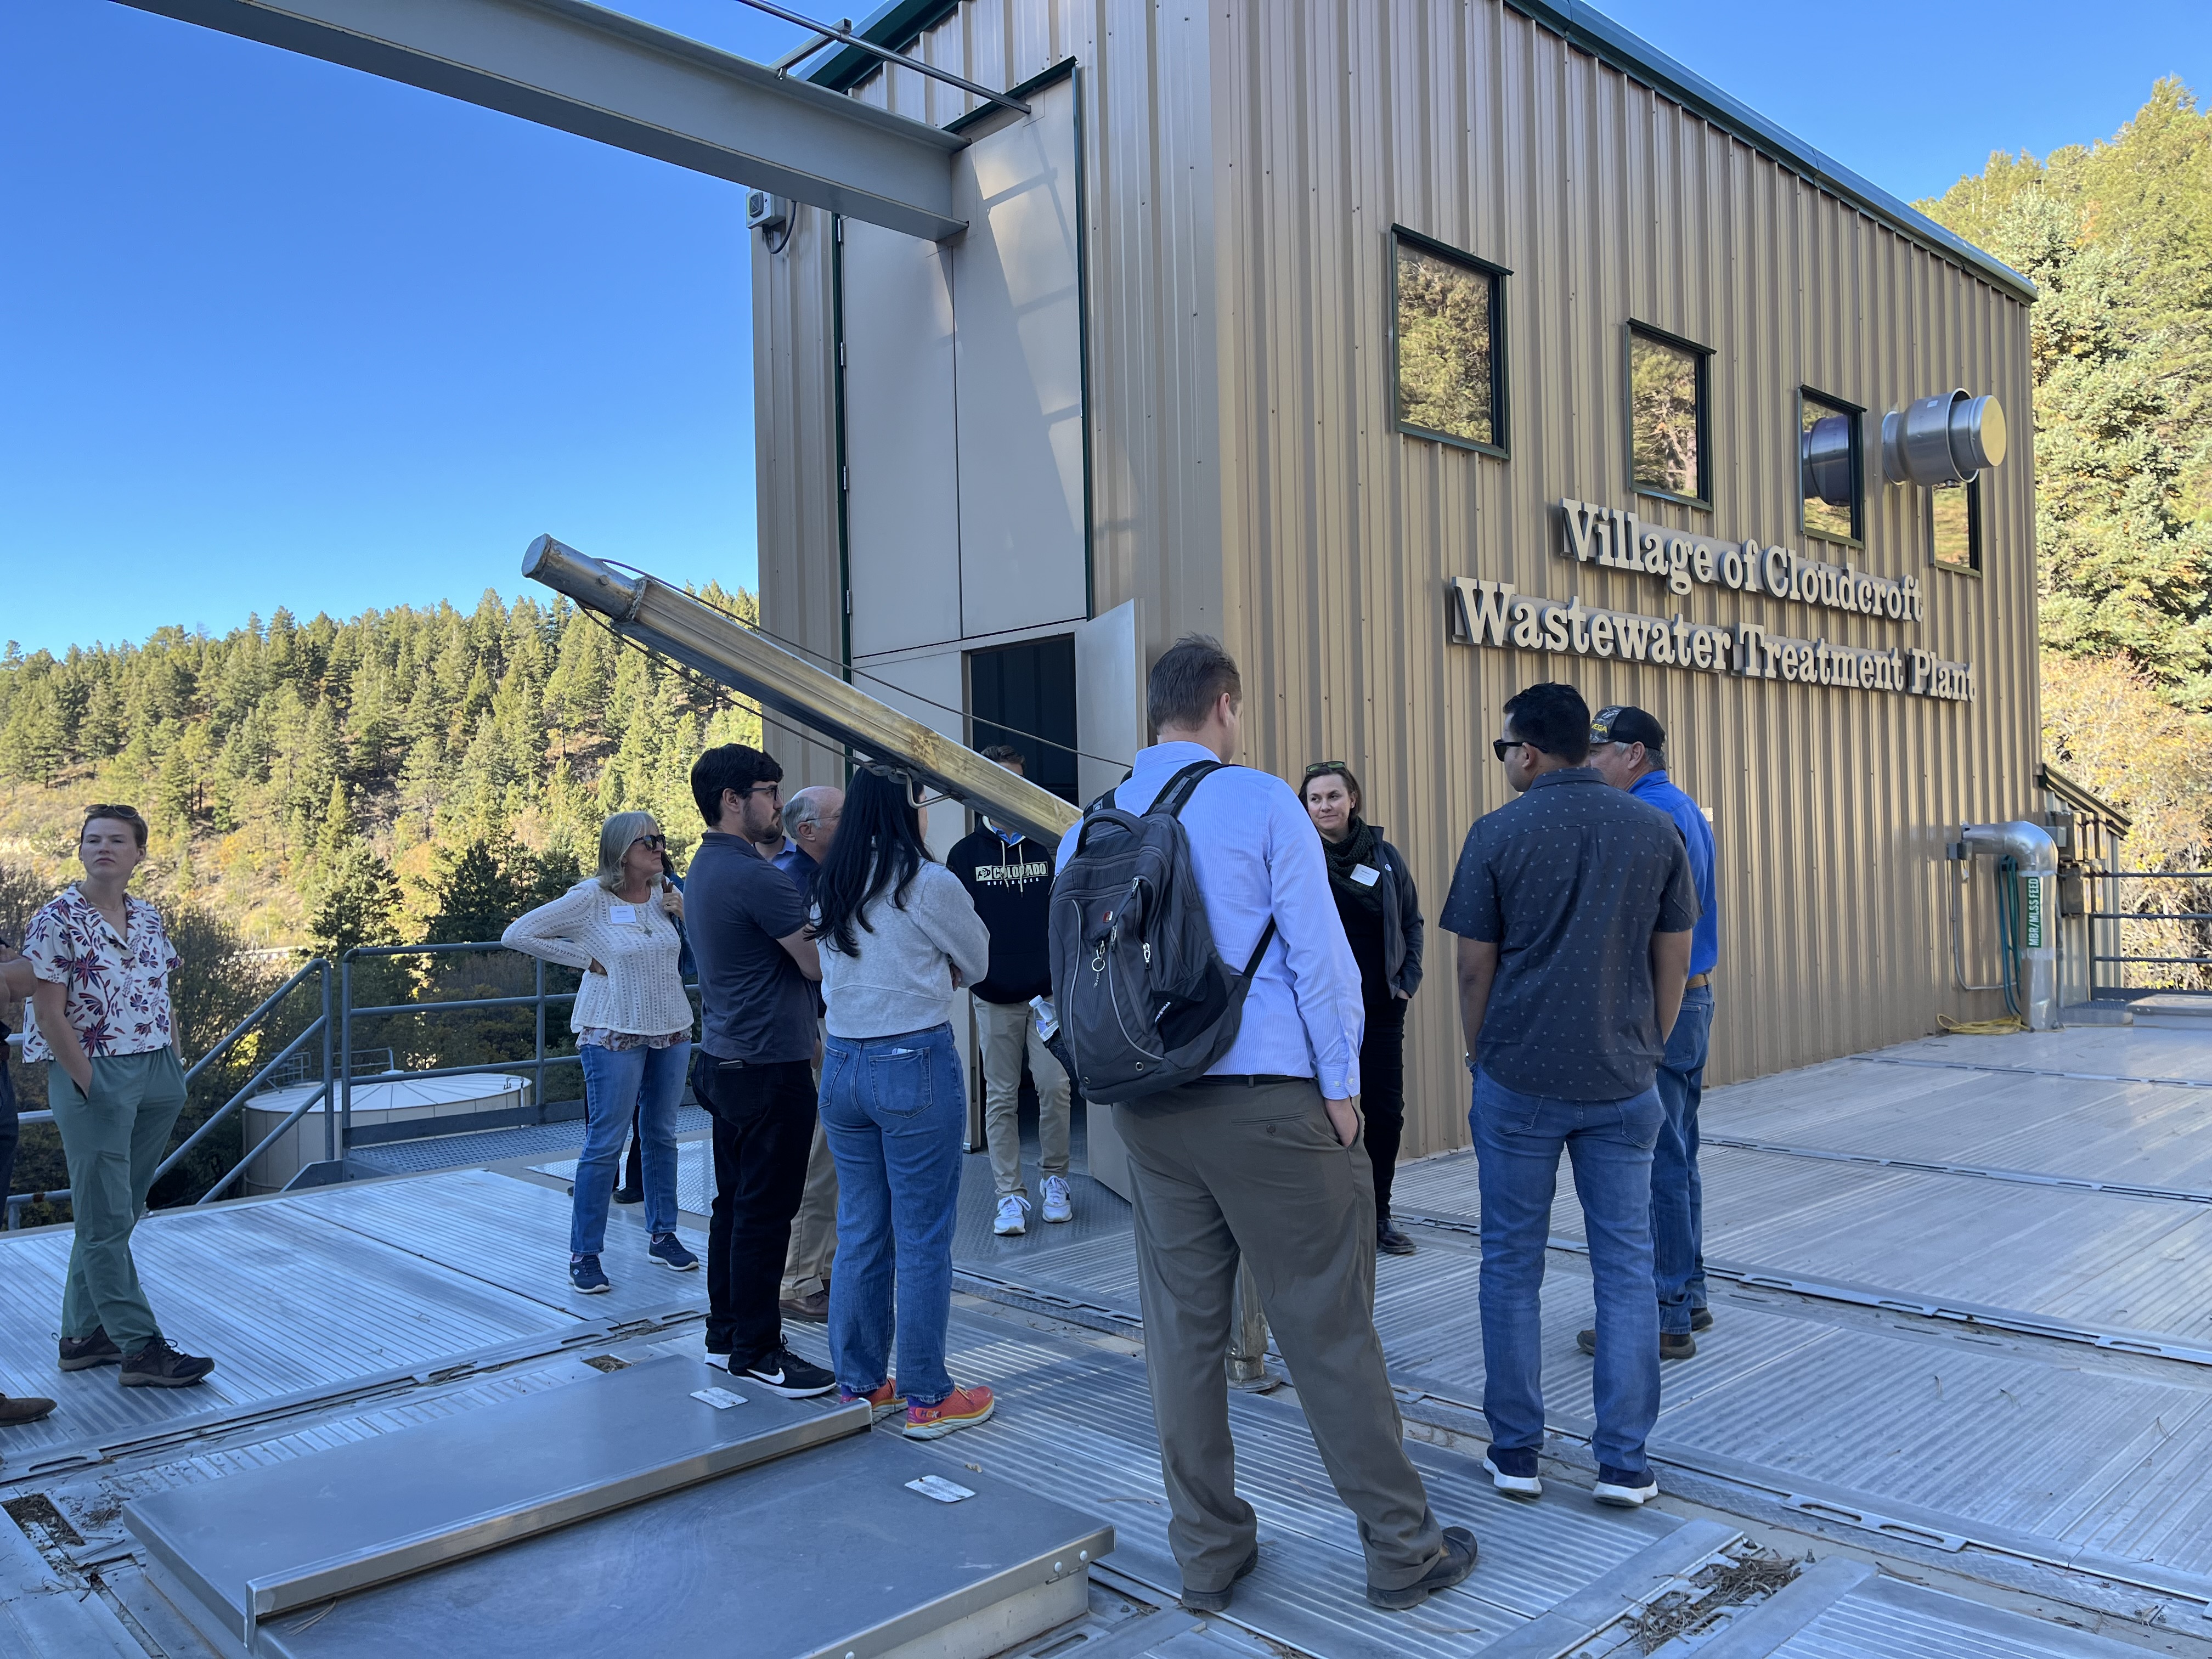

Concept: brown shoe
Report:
left=1575, top=1328, right=1697, bottom=1360
left=779, top=1290, right=830, bottom=1323
left=0, top=1394, right=56, bottom=1426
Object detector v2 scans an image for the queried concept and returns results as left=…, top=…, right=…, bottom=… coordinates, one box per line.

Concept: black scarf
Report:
left=1323, top=816, right=1385, bottom=916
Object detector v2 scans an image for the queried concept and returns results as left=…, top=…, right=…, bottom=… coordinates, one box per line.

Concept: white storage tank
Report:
left=244, top=1072, right=533, bottom=1195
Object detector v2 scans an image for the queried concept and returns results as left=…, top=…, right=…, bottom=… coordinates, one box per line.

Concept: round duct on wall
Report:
left=1881, top=391, right=2007, bottom=486
left=1801, top=413, right=1855, bottom=505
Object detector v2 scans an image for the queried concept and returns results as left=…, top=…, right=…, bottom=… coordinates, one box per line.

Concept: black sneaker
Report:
left=647, top=1232, right=699, bottom=1272
left=1367, top=1525, right=1477, bottom=1610
left=1691, top=1307, right=1714, bottom=1333
left=58, top=1328, right=123, bottom=1372
left=1376, top=1221, right=1418, bottom=1256
left=1179, top=1545, right=1260, bottom=1612
left=570, top=1255, right=612, bottom=1294
left=611, top=1184, right=644, bottom=1205
left=119, top=1338, right=216, bottom=1389
left=1575, top=1328, right=1696, bottom=1361
left=737, top=1346, right=837, bottom=1398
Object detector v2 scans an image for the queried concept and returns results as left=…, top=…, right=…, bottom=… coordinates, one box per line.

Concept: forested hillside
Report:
left=0, top=587, right=764, bottom=955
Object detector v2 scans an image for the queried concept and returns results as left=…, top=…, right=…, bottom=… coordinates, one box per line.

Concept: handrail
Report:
left=182, top=957, right=327, bottom=1087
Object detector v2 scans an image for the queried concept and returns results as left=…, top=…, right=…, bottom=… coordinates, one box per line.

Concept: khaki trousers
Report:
left=780, top=1022, right=838, bottom=1300
left=1114, top=1080, right=1444, bottom=1594
left=976, top=997, right=1069, bottom=1201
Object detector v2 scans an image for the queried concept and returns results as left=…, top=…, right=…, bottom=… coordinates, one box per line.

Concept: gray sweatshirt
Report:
left=816, top=862, right=991, bottom=1040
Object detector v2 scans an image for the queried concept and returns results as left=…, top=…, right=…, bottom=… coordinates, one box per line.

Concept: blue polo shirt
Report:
left=1632, top=770, right=1718, bottom=980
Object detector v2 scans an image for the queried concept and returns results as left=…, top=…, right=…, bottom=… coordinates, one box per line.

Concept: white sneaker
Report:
left=1482, top=1455, right=1542, bottom=1501
left=1040, top=1175, right=1074, bottom=1223
left=994, top=1194, right=1031, bottom=1236
left=1593, top=1470, right=1660, bottom=1508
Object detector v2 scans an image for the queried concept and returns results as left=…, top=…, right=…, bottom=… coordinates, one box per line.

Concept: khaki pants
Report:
left=781, top=1020, right=838, bottom=1300
left=1114, top=1080, right=1444, bottom=1595
left=976, top=997, right=1070, bottom=1201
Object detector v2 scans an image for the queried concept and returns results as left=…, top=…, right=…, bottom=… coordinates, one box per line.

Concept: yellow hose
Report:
left=1938, top=1014, right=2027, bottom=1036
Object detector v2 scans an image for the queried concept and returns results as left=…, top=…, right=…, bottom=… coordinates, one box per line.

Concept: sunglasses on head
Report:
left=860, top=763, right=949, bottom=810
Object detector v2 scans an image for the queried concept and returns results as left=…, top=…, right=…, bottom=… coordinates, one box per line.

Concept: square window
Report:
left=1799, top=391, right=1863, bottom=544
left=1930, top=477, right=1982, bottom=575
left=1627, top=325, right=1711, bottom=505
left=1392, top=230, right=1507, bottom=455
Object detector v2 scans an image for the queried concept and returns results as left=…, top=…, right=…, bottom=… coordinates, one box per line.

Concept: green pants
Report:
left=48, top=1049, right=188, bottom=1351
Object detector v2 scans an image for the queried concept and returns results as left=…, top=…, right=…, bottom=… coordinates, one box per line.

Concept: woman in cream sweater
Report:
left=503, top=811, right=696, bottom=1293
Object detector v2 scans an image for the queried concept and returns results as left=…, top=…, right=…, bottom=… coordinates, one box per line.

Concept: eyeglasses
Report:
left=629, top=833, right=667, bottom=850
left=729, top=783, right=781, bottom=802
left=1492, top=740, right=1528, bottom=763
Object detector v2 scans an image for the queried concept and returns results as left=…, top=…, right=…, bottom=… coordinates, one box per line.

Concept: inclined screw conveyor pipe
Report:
left=1958, top=820, right=2061, bottom=1030
left=521, top=535, right=1082, bottom=848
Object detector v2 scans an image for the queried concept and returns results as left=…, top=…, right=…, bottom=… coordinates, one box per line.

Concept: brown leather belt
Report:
left=1685, top=973, right=1712, bottom=990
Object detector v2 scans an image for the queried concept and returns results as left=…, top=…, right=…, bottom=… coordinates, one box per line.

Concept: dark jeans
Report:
left=1358, top=996, right=1407, bottom=1220
left=1653, top=986, right=1714, bottom=1335
left=0, top=1101, right=16, bottom=1221
left=695, top=1053, right=817, bottom=1368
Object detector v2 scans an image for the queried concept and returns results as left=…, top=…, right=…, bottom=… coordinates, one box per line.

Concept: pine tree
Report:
left=311, top=843, right=402, bottom=953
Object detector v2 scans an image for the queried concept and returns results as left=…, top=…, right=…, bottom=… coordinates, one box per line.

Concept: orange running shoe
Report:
left=902, top=1384, right=994, bottom=1440
left=839, top=1379, right=907, bottom=1422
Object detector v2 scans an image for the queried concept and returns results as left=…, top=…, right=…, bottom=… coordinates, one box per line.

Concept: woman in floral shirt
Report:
left=22, top=805, right=217, bottom=1389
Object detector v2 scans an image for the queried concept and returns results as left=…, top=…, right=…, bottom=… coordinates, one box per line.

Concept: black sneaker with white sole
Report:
left=119, top=1338, right=216, bottom=1389
left=738, top=1347, right=837, bottom=1398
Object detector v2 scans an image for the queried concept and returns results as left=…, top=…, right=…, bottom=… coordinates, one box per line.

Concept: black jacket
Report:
left=946, top=826, right=1057, bottom=1005
left=1374, top=833, right=1425, bottom=999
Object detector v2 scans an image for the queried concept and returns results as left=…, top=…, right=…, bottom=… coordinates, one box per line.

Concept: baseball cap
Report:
left=1590, top=705, right=1666, bottom=754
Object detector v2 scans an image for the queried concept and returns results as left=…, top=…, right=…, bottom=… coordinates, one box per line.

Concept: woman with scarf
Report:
left=1300, top=763, right=1424, bottom=1256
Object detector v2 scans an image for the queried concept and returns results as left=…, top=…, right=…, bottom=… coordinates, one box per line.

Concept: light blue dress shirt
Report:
left=1056, top=741, right=1365, bottom=1097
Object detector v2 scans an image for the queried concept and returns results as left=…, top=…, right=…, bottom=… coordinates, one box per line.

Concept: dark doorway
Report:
left=968, top=635, right=1078, bottom=804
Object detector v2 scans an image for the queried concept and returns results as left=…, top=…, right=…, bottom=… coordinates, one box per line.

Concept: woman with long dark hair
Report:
left=1300, top=763, right=1425, bottom=1256
left=812, top=765, right=994, bottom=1439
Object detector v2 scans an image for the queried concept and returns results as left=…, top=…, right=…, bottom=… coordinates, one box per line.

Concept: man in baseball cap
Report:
left=1585, top=707, right=1719, bottom=1358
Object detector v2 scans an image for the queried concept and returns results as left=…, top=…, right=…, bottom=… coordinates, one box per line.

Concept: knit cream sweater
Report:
left=501, top=880, right=694, bottom=1038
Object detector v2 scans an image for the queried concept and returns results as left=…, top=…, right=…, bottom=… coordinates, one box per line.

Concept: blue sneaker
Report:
left=648, top=1232, right=698, bottom=1272
left=569, top=1254, right=612, bottom=1294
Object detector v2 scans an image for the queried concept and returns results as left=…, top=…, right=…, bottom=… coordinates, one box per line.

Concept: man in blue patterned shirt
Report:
left=1440, top=683, right=1697, bottom=1510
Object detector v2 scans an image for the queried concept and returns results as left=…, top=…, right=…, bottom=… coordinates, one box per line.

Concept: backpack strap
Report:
left=1149, top=760, right=1225, bottom=819
left=1237, top=918, right=1278, bottom=981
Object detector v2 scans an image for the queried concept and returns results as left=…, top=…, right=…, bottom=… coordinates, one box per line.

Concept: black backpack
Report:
left=1046, top=761, right=1276, bottom=1104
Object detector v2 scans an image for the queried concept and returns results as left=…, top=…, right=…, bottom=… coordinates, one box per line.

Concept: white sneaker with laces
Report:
left=994, top=1194, right=1031, bottom=1236
left=1040, top=1175, right=1074, bottom=1224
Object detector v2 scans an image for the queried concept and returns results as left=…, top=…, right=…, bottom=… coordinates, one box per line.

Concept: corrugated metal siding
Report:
left=757, top=0, right=2042, bottom=1159
left=1211, top=1, right=2039, bottom=1159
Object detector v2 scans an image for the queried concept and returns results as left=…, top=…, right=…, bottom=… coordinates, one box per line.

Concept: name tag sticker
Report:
left=905, top=1475, right=975, bottom=1504
left=607, top=904, right=638, bottom=926
left=1351, top=866, right=1381, bottom=887
left=691, top=1386, right=748, bottom=1409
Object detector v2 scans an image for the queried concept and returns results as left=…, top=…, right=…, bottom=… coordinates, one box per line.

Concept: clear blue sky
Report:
left=5, top=1, right=2209, bottom=658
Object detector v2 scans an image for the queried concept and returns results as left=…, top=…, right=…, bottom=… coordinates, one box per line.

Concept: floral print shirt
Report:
left=19, top=886, right=180, bottom=1062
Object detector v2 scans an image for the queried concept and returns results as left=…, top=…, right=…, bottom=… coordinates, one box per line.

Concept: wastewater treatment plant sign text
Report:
left=1442, top=498, right=1977, bottom=703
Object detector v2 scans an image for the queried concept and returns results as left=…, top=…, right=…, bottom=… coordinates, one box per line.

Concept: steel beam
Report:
left=113, top=0, right=967, bottom=241
left=523, top=536, right=1081, bottom=847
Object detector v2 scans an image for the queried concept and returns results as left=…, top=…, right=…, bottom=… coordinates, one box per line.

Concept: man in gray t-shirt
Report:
left=1439, top=682, right=1696, bottom=1511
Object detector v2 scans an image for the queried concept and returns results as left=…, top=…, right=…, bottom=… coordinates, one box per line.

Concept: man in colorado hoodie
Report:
left=948, top=745, right=1074, bottom=1235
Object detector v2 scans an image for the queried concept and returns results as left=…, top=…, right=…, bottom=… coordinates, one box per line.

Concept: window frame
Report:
left=1389, top=225, right=1511, bottom=460
left=1927, top=475, right=1984, bottom=579
left=1623, top=320, right=1713, bottom=511
left=1797, top=387, right=1865, bottom=548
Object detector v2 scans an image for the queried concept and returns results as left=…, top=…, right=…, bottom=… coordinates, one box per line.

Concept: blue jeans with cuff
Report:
left=574, top=1040, right=690, bottom=1255
left=1652, top=986, right=1714, bottom=1335
left=819, top=1023, right=965, bottom=1408
left=1471, top=1069, right=1663, bottom=1477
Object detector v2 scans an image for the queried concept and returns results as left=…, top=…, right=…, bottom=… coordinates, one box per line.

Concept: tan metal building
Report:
left=754, top=0, right=2041, bottom=1161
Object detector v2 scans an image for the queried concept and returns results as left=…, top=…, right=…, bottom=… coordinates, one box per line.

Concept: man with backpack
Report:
left=1051, top=636, right=1475, bottom=1616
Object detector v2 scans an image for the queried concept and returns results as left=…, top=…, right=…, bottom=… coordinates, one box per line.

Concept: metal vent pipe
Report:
left=522, top=536, right=1082, bottom=848
left=1960, top=820, right=2059, bottom=1030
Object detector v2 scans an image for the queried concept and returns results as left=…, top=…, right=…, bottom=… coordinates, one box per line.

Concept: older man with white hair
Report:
left=775, top=784, right=844, bottom=1322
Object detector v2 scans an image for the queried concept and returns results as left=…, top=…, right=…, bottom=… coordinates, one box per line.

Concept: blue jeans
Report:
left=1653, top=987, right=1714, bottom=1335
left=574, top=1040, right=690, bottom=1254
left=819, top=1024, right=966, bottom=1407
left=1471, top=1070, right=1663, bottom=1476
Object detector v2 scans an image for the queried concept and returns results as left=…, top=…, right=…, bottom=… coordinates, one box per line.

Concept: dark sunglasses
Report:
left=1492, top=740, right=1531, bottom=763
left=630, top=833, right=667, bottom=850
left=1302, top=760, right=1348, bottom=778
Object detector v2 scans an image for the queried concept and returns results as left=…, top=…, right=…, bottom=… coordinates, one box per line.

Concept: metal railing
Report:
left=6, top=940, right=646, bottom=1230
left=2085, top=870, right=2212, bottom=994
